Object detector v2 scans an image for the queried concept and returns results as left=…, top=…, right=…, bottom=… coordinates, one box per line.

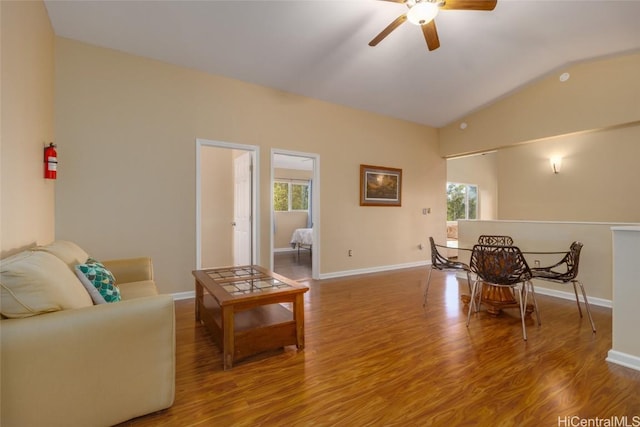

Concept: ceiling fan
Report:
left=369, top=0, right=497, bottom=51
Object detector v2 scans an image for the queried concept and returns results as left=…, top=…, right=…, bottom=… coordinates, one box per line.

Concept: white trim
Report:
left=270, top=149, right=320, bottom=280
left=171, top=291, right=195, bottom=301
left=453, top=271, right=612, bottom=307
left=274, top=247, right=297, bottom=253
left=533, top=286, right=611, bottom=308
left=319, top=261, right=428, bottom=280
left=606, top=350, right=640, bottom=372
left=459, top=219, right=640, bottom=227
left=195, top=138, right=260, bottom=270
left=610, top=226, right=640, bottom=232
left=450, top=270, right=613, bottom=308
left=180, top=263, right=612, bottom=309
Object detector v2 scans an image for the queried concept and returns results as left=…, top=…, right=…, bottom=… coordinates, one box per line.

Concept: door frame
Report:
left=270, top=148, right=320, bottom=279
left=196, top=138, right=260, bottom=269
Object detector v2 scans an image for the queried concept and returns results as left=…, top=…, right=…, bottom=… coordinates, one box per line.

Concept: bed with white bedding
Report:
left=290, top=228, right=313, bottom=260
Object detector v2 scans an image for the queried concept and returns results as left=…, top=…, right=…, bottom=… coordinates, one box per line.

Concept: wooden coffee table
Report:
left=192, top=265, right=309, bottom=370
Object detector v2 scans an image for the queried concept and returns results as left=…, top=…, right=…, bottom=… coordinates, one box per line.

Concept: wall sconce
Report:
left=550, top=156, right=562, bottom=174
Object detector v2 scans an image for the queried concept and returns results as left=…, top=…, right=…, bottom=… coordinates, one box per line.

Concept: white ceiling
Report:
left=44, top=0, right=640, bottom=128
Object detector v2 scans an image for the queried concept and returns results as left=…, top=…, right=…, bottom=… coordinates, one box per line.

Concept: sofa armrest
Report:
left=1, top=295, right=175, bottom=427
left=102, top=256, right=154, bottom=283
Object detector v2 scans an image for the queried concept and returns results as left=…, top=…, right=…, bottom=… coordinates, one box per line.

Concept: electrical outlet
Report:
left=348, top=249, right=353, bottom=257
left=418, top=243, right=424, bottom=250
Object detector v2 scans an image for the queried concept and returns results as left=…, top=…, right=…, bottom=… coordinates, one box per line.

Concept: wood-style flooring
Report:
left=273, top=250, right=312, bottom=281
left=119, top=267, right=640, bottom=426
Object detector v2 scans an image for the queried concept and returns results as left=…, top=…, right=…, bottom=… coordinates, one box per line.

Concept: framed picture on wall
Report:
left=360, top=164, right=402, bottom=207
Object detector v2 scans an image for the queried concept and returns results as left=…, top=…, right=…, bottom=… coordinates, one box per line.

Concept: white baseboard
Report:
left=172, top=290, right=195, bottom=300
left=606, top=350, right=640, bottom=372
left=176, top=262, right=429, bottom=298
left=453, top=271, right=612, bottom=308
left=318, top=260, right=428, bottom=280
left=534, top=287, right=611, bottom=308
left=274, top=247, right=296, bottom=253
left=178, top=264, right=611, bottom=308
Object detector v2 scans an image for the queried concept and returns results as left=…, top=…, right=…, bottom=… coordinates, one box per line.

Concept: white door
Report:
left=233, top=152, right=253, bottom=265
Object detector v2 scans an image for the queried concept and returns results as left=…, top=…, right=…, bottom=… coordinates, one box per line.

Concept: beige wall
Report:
left=200, top=146, right=233, bottom=268
left=274, top=212, right=308, bottom=250
left=439, top=52, right=640, bottom=156
left=447, top=152, right=498, bottom=220
left=0, top=1, right=55, bottom=256
left=54, top=38, right=442, bottom=293
left=458, top=221, right=638, bottom=371
left=457, top=220, right=638, bottom=302
left=498, top=123, right=640, bottom=222
left=439, top=52, right=640, bottom=224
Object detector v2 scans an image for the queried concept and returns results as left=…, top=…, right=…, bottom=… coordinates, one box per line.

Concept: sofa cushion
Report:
left=1, top=251, right=93, bottom=318
left=75, top=258, right=121, bottom=303
left=32, top=240, right=90, bottom=269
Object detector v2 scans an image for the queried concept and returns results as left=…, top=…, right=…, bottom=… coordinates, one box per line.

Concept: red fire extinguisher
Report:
left=44, top=143, right=57, bottom=180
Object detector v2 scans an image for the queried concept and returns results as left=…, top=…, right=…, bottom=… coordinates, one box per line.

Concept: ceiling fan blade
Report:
left=422, top=20, right=440, bottom=51
left=440, top=0, right=497, bottom=11
left=369, top=14, right=408, bottom=46
left=377, top=0, right=407, bottom=3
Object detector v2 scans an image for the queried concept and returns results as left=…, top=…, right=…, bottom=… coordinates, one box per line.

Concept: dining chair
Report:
left=530, top=241, right=596, bottom=332
left=466, top=244, right=540, bottom=340
left=477, top=235, right=514, bottom=246
left=423, top=237, right=470, bottom=308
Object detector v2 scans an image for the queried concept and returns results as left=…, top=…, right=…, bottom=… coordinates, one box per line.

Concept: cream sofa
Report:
left=0, top=241, right=175, bottom=427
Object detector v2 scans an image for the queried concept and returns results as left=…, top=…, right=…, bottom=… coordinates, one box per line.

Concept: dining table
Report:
left=436, top=242, right=566, bottom=316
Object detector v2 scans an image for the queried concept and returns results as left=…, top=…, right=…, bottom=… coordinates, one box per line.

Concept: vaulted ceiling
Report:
left=45, top=0, right=640, bottom=128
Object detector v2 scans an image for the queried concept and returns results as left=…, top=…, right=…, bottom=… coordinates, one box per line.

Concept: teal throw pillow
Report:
left=75, top=258, right=121, bottom=303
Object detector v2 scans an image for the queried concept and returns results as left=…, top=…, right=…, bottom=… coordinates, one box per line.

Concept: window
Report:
left=447, top=182, right=478, bottom=221
left=274, top=181, right=309, bottom=212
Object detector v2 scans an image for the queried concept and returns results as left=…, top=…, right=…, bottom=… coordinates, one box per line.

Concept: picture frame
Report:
left=360, top=164, right=402, bottom=207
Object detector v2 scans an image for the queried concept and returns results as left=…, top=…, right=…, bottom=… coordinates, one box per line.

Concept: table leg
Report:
left=294, top=293, right=305, bottom=350
left=195, top=280, right=202, bottom=322
left=221, top=305, right=235, bottom=370
left=461, top=284, right=534, bottom=316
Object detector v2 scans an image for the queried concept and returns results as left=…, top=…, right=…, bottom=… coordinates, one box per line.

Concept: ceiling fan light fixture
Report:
left=407, top=2, right=439, bottom=26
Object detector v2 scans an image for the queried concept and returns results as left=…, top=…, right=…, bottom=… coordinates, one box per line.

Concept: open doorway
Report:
left=271, top=150, right=320, bottom=281
left=196, top=139, right=259, bottom=269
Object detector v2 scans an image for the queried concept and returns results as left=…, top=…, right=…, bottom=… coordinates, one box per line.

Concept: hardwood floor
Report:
left=273, top=250, right=312, bottom=281
left=120, top=267, right=640, bottom=426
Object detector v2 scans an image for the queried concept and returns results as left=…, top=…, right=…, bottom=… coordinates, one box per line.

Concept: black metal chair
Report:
left=478, top=235, right=514, bottom=246
left=423, top=237, right=470, bottom=307
left=530, top=241, right=596, bottom=333
left=466, top=244, right=540, bottom=340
